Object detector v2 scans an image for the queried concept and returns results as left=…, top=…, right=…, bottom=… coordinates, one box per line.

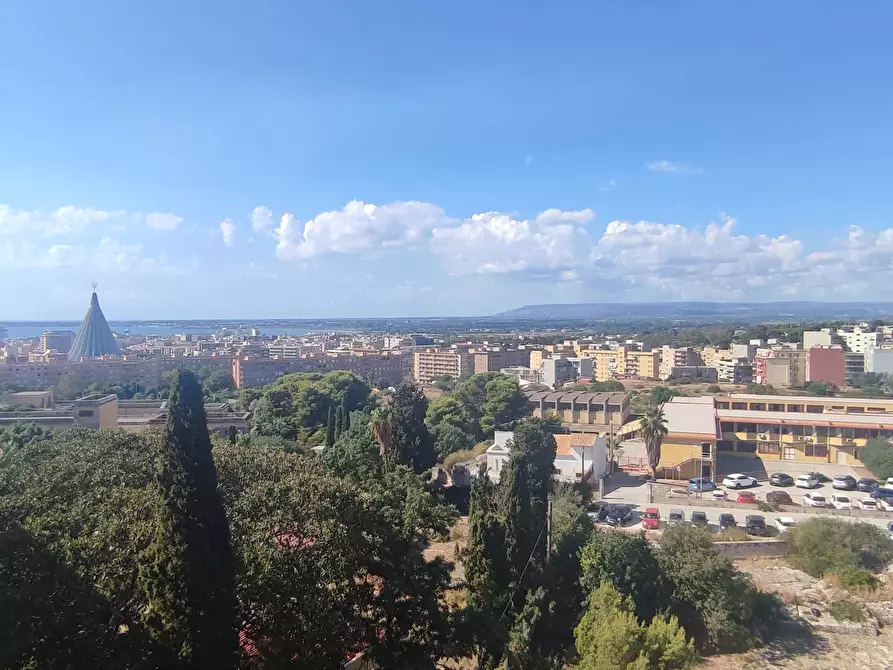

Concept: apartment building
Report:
left=867, top=348, right=893, bottom=374
left=659, top=346, right=702, bottom=380
left=752, top=347, right=807, bottom=387
left=473, top=349, right=528, bottom=374
left=411, top=349, right=475, bottom=385
left=619, top=348, right=660, bottom=380
left=731, top=342, right=759, bottom=362
left=524, top=389, right=630, bottom=433
left=804, top=326, right=880, bottom=354
left=716, top=358, right=753, bottom=384
left=667, top=365, right=718, bottom=382
left=845, top=352, right=865, bottom=385
left=806, top=345, right=846, bottom=388
left=701, top=346, right=731, bottom=368
left=39, top=330, right=75, bottom=354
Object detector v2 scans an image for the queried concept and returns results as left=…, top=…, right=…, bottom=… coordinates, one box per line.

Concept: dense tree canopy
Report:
left=861, top=437, right=893, bottom=480
left=251, top=371, right=372, bottom=445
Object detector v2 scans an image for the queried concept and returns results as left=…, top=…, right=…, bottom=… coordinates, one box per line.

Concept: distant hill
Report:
left=491, top=302, right=893, bottom=321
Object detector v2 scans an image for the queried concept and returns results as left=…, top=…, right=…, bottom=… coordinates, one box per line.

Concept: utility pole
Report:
left=546, top=500, right=553, bottom=564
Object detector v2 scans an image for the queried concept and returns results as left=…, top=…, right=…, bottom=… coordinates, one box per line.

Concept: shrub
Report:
left=836, top=568, right=880, bottom=591
left=705, top=384, right=722, bottom=393
left=828, top=599, right=865, bottom=622
left=861, top=438, right=893, bottom=481
left=787, top=518, right=893, bottom=577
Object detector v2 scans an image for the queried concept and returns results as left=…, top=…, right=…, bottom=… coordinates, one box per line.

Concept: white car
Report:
left=857, top=498, right=879, bottom=511
left=803, top=492, right=827, bottom=507
left=711, top=489, right=728, bottom=501
left=795, top=474, right=820, bottom=489
left=775, top=517, right=797, bottom=533
left=885, top=478, right=893, bottom=489
left=880, top=498, right=893, bottom=512
left=723, top=473, right=757, bottom=489
left=830, top=494, right=852, bottom=510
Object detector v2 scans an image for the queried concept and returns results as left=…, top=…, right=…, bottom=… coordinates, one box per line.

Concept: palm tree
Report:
left=640, top=404, right=668, bottom=479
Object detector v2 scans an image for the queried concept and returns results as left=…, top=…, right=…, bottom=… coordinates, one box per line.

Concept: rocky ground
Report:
left=703, top=558, right=893, bottom=667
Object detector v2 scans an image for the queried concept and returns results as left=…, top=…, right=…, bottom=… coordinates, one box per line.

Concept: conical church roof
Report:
left=68, top=290, right=121, bottom=360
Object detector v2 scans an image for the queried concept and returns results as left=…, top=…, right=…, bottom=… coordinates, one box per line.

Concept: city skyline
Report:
left=3, top=2, right=893, bottom=319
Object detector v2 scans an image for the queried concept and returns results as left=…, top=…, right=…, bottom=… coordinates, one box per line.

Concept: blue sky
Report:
left=2, top=1, right=893, bottom=319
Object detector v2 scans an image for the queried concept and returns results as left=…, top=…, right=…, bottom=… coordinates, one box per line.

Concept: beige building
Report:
left=753, top=348, right=807, bottom=387
left=411, top=350, right=475, bottom=385
left=702, top=347, right=732, bottom=368
left=576, top=347, right=660, bottom=381
left=659, top=346, right=702, bottom=380
left=529, top=350, right=546, bottom=371
left=525, top=390, right=630, bottom=433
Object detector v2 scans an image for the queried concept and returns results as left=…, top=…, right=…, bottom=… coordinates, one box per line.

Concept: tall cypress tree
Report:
left=340, top=395, right=350, bottom=434
left=326, top=405, right=336, bottom=447
left=139, top=368, right=237, bottom=668
left=334, top=405, right=344, bottom=441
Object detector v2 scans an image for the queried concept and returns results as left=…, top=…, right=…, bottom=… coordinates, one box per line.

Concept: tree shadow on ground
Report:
left=756, top=619, right=831, bottom=664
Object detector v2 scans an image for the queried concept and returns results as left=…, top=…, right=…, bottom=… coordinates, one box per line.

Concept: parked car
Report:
left=723, top=473, right=758, bottom=489
left=745, top=515, right=768, bottom=536
left=870, top=487, right=893, bottom=501
left=885, top=478, right=893, bottom=489
left=718, top=513, right=737, bottom=530
left=858, top=478, right=879, bottom=492
left=832, top=474, right=857, bottom=491
left=586, top=501, right=609, bottom=523
left=775, top=517, right=797, bottom=533
left=642, top=508, right=661, bottom=530
left=803, top=492, right=827, bottom=508
left=769, top=472, right=794, bottom=487
left=688, top=477, right=716, bottom=492
left=807, top=471, right=831, bottom=483
left=711, top=489, right=728, bottom=501
left=880, top=498, right=893, bottom=512
left=766, top=490, right=794, bottom=505
left=856, top=498, right=879, bottom=511
left=736, top=491, right=757, bottom=503
left=795, top=474, right=820, bottom=489
left=667, top=509, right=685, bottom=526
left=690, top=511, right=708, bottom=527
left=830, top=494, right=852, bottom=510
left=605, top=505, right=633, bottom=526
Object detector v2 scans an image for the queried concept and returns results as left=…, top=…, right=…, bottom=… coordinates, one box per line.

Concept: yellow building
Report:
left=524, top=390, right=630, bottom=433
left=701, top=346, right=731, bottom=369
left=653, top=397, right=718, bottom=480
left=529, top=350, right=545, bottom=371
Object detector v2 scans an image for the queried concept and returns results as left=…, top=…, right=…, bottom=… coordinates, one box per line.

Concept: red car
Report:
left=737, top=491, right=756, bottom=503
left=642, top=507, right=661, bottom=530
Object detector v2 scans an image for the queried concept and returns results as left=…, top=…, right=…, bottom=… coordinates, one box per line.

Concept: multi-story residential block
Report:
left=473, top=349, right=528, bottom=374
left=752, top=347, right=807, bottom=387
left=529, top=349, right=546, bottom=371
left=866, top=348, right=893, bottom=374
left=524, top=389, right=630, bottom=433
left=730, top=343, right=758, bottom=362
left=619, top=348, right=660, bottom=380
left=807, top=345, right=846, bottom=388
left=539, top=358, right=578, bottom=388
left=803, top=326, right=880, bottom=354
left=701, top=346, right=732, bottom=368
left=716, top=358, right=753, bottom=384
left=39, top=330, right=75, bottom=354
left=845, top=352, right=864, bottom=385
left=659, top=346, right=702, bottom=380
left=411, top=349, right=475, bottom=385
left=499, top=366, right=542, bottom=384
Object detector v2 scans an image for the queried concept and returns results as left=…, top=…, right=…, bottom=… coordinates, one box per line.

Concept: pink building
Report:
left=806, top=345, right=846, bottom=388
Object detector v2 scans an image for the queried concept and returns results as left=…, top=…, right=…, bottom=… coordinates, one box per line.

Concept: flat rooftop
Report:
left=724, top=393, right=893, bottom=407
left=717, top=408, right=893, bottom=428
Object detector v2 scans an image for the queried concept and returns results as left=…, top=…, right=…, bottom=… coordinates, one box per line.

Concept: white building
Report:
left=866, top=348, right=893, bottom=375
left=485, top=430, right=607, bottom=484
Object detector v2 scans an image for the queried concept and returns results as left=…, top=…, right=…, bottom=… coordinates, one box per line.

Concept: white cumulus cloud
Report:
left=146, top=212, right=183, bottom=230
left=430, top=209, right=592, bottom=275
left=274, top=200, right=447, bottom=260
left=251, top=205, right=273, bottom=232
left=220, top=219, right=236, bottom=247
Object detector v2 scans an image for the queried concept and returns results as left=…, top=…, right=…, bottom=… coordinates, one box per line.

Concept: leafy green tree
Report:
left=806, top=381, right=838, bottom=396
left=455, top=373, right=530, bottom=438
left=334, top=404, right=344, bottom=441
left=340, top=395, right=350, bottom=434
left=0, top=421, right=52, bottom=455
left=390, top=382, right=437, bottom=473
left=434, top=423, right=475, bottom=460
left=509, top=418, right=557, bottom=509
left=431, top=375, right=457, bottom=392
left=657, top=524, right=776, bottom=653
left=322, top=413, right=383, bottom=478
left=650, top=386, right=680, bottom=405
left=787, top=518, right=893, bottom=577
left=573, top=583, right=696, bottom=670
left=138, top=369, right=238, bottom=668
left=861, top=438, right=893, bottom=480
left=581, top=530, right=668, bottom=623
left=744, top=382, right=776, bottom=395
left=641, top=404, right=668, bottom=478
left=203, top=369, right=234, bottom=393
left=426, top=394, right=473, bottom=434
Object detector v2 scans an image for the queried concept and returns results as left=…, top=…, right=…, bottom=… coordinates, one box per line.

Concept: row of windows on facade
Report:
left=718, top=441, right=833, bottom=457
left=724, top=422, right=891, bottom=438
left=717, top=401, right=891, bottom=413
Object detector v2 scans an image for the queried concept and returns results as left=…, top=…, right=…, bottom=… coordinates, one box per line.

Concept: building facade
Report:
left=524, top=390, right=630, bottom=432
left=806, top=345, right=846, bottom=388
left=40, top=331, right=75, bottom=354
